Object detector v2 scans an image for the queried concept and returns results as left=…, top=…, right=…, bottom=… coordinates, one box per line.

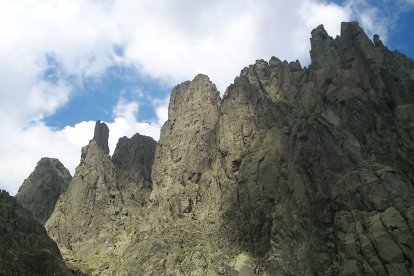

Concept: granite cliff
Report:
left=46, top=122, right=157, bottom=274
left=0, top=190, right=75, bottom=275
left=15, top=157, right=72, bottom=224
left=14, top=21, right=414, bottom=275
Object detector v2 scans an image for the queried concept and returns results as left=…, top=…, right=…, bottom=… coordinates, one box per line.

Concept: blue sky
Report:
left=44, top=64, right=170, bottom=128
left=0, top=0, right=413, bottom=195
left=388, top=11, right=414, bottom=58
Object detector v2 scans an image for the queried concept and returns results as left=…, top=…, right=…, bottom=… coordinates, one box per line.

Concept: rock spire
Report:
left=92, top=120, right=109, bottom=154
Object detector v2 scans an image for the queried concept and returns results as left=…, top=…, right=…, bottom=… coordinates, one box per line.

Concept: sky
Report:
left=0, top=0, right=413, bottom=195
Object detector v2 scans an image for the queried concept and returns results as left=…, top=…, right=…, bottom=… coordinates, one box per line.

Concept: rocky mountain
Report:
left=15, top=157, right=72, bottom=224
left=0, top=189, right=75, bottom=275
left=30, top=21, right=414, bottom=275
left=46, top=122, right=157, bottom=274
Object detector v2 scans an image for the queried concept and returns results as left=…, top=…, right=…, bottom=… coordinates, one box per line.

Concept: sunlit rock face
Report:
left=43, top=22, right=414, bottom=275
left=46, top=121, right=157, bottom=274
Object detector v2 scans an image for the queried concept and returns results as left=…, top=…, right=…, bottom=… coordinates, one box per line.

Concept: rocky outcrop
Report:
left=44, top=22, right=414, bottom=275
left=196, top=22, right=414, bottom=275
left=151, top=74, right=221, bottom=214
left=46, top=121, right=156, bottom=275
left=143, top=22, right=414, bottom=275
left=113, top=134, right=155, bottom=186
left=92, top=120, right=109, bottom=154
left=0, top=190, right=74, bottom=275
left=118, top=75, right=224, bottom=275
left=15, top=158, right=71, bottom=224
left=112, top=133, right=156, bottom=208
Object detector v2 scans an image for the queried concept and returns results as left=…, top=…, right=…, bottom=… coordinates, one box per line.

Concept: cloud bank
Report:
left=0, top=0, right=408, bottom=194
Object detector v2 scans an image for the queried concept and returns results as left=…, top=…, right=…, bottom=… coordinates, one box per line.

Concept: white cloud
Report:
left=1, top=0, right=403, bottom=195
left=108, top=96, right=163, bottom=153
left=113, top=97, right=140, bottom=123
left=343, top=0, right=392, bottom=41
left=0, top=122, right=81, bottom=195
left=0, top=97, right=165, bottom=196
left=343, top=0, right=414, bottom=43
left=300, top=1, right=352, bottom=36
left=111, top=0, right=352, bottom=92
left=58, top=121, right=97, bottom=148
left=155, top=102, right=169, bottom=125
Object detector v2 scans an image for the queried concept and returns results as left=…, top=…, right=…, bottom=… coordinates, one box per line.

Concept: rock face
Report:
left=44, top=22, right=414, bottom=275
left=151, top=74, right=220, bottom=214
left=15, top=158, right=72, bottom=224
left=112, top=133, right=156, bottom=194
left=0, top=190, right=73, bottom=275
left=46, top=121, right=156, bottom=275
left=92, top=120, right=110, bottom=154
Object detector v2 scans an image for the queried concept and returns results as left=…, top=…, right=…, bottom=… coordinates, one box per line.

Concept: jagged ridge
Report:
left=40, top=22, right=414, bottom=275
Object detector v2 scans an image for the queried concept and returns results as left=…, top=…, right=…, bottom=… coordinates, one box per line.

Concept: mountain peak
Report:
left=22, top=22, right=414, bottom=275
left=340, top=21, right=364, bottom=39
left=15, top=157, right=71, bottom=224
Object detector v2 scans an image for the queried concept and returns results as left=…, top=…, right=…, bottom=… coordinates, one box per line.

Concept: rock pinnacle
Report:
left=92, top=120, right=109, bottom=154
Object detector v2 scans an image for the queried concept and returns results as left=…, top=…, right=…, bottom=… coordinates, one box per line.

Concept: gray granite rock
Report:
left=112, top=133, right=156, bottom=206
left=0, top=190, right=76, bottom=275
left=16, top=157, right=71, bottom=224
left=92, top=120, right=109, bottom=154
left=46, top=122, right=157, bottom=274
left=45, top=22, right=414, bottom=275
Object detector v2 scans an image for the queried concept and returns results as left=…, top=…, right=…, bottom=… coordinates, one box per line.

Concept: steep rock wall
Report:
left=45, top=22, right=414, bottom=275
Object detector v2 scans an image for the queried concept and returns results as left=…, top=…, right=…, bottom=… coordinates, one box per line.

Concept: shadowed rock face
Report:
left=0, top=190, right=73, bottom=275
left=112, top=133, right=157, bottom=207
left=112, top=133, right=156, bottom=190
left=44, top=22, right=414, bottom=275
left=15, top=158, right=72, bottom=224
